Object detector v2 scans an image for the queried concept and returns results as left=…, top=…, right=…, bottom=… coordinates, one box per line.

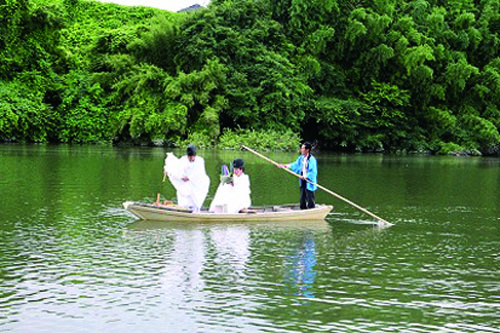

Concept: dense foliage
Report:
left=1, top=0, right=500, bottom=154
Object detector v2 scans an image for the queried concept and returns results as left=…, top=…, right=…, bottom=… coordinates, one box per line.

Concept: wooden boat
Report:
left=123, top=201, right=333, bottom=222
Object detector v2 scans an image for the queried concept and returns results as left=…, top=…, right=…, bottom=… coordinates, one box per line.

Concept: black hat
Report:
left=232, top=158, right=244, bottom=169
left=187, top=144, right=197, bottom=156
left=303, top=142, right=312, bottom=151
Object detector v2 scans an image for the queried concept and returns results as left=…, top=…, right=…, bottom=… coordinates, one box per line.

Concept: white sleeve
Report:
left=164, top=153, right=183, bottom=179
left=233, top=174, right=251, bottom=209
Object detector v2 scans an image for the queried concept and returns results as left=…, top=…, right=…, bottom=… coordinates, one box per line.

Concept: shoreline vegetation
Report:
left=1, top=0, right=500, bottom=155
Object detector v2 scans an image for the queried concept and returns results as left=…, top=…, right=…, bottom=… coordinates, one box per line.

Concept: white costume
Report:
left=209, top=173, right=251, bottom=213
left=164, top=153, right=210, bottom=212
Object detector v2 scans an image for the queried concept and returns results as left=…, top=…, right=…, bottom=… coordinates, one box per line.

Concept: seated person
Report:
left=209, top=159, right=251, bottom=213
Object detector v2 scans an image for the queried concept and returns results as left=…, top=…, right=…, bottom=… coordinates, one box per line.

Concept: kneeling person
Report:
left=209, top=159, right=251, bottom=213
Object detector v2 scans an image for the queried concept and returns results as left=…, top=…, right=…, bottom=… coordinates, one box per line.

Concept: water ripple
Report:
left=1, top=194, right=500, bottom=331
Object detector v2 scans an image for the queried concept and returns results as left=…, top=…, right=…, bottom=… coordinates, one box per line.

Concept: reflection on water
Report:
left=284, top=234, right=317, bottom=299
left=119, top=219, right=335, bottom=331
left=1, top=145, right=500, bottom=331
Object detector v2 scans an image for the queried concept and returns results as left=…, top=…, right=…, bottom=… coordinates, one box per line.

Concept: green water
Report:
left=0, top=144, right=499, bottom=332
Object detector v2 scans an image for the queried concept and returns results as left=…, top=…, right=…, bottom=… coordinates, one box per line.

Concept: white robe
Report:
left=164, top=153, right=210, bottom=211
left=209, top=173, right=251, bottom=213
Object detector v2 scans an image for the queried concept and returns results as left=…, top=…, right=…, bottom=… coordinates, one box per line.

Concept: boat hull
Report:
left=123, top=201, right=333, bottom=222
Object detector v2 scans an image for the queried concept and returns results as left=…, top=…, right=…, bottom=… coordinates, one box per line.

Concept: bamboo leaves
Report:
left=1, top=0, right=499, bottom=154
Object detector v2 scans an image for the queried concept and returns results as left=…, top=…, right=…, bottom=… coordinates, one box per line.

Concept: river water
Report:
left=0, top=144, right=499, bottom=332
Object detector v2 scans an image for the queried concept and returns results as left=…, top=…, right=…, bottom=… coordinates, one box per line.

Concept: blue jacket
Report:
left=289, top=155, right=318, bottom=191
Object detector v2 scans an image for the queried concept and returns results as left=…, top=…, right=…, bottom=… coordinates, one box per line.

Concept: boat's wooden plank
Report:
left=123, top=201, right=333, bottom=222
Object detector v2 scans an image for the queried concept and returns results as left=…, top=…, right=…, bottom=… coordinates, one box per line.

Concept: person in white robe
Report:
left=209, top=158, right=251, bottom=213
left=163, top=144, right=210, bottom=212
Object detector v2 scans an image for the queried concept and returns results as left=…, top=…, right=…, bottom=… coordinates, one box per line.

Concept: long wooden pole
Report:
left=242, top=145, right=393, bottom=226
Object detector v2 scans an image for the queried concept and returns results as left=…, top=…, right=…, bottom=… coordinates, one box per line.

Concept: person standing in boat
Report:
left=163, top=144, right=210, bottom=212
left=209, top=158, right=251, bottom=213
left=279, top=142, right=317, bottom=209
